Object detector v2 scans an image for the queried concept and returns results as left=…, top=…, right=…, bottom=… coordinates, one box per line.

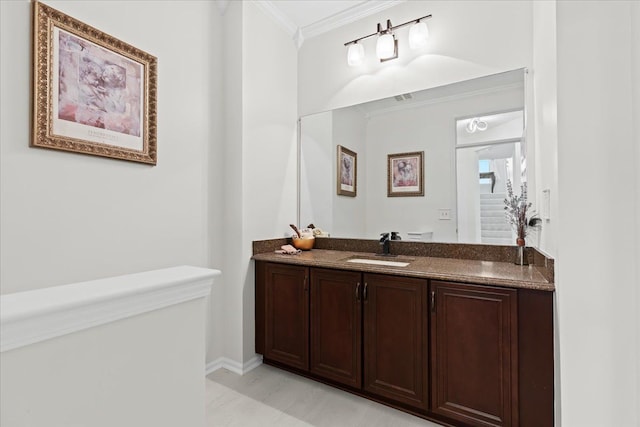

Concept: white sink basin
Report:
left=346, top=258, right=410, bottom=267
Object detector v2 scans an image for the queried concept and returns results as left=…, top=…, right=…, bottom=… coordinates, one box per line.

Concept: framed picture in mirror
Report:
left=337, top=145, right=357, bottom=197
left=388, top=151, right=424, bottom=197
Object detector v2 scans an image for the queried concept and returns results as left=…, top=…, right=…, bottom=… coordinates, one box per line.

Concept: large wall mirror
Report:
left=299, top=69, right=528, bottom=244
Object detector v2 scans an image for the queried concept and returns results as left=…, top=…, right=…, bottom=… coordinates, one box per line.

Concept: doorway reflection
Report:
left=456, top=110, right=524, bottom=244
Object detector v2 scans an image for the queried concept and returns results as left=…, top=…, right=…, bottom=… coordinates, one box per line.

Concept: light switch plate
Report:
left=439, top=209, right=452, bottom=220
left=542, top=189, right=550, bottom=220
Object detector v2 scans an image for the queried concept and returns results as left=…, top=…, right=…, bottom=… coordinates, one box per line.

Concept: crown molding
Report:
left=254, top=0, right=298, bottom=38
left=302, top=0, right=406, bottom=40
left=293, top=27, right=305, bottom=49
left=216, top=0, right=230, bottom=16
left=254, top=0, right=406, bottom=49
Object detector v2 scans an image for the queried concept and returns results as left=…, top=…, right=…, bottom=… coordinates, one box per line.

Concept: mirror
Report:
left=299, top=69, right=527, bottom=244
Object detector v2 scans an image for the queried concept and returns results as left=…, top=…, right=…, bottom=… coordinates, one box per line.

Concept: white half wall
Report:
left=2, top=298, right=207, bottom=427
left=1, top=266, right=217, bottom=427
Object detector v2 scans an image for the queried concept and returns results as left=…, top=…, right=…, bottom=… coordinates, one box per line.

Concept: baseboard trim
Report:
left=205, top=355, right=263, bottom=376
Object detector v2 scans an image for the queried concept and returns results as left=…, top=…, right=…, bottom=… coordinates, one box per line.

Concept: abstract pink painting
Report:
left=57, top=30, right=142, bottom=137
left=32, top=1, right=157, bottom=164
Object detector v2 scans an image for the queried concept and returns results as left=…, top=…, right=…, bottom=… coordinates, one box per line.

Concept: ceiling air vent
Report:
left=394, top=93, right=413, bottom=102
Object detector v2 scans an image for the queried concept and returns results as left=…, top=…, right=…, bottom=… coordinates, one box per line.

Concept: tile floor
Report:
left=206, top=364, right=439, bottom=427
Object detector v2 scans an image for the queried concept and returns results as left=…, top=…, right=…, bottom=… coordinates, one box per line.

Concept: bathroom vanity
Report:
left=253, top=239, right=554, bottom=427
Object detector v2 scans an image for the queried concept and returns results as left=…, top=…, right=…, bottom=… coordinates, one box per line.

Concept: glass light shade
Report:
left=347, top=43, right=364, bottom=67
left=376, top=33, right=396, bottom=60
left=409, top=21, right=429, bottom=49
left=466, top=118, right=489, bottom=133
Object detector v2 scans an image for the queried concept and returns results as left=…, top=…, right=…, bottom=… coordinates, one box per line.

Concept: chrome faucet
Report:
left=379, top=232, right=401, bottom=255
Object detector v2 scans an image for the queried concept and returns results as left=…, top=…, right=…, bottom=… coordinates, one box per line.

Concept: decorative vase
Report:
left=515, top=238, right=528, bottom=266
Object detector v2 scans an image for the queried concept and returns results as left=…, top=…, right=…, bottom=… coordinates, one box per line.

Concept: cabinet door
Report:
left=310, top=268, right=362, bottom=388
left=431, top=281, right=518, bottom=427
left=363, top=273, right=428, bottom=410
left=264, top=263, right=309, bottom=371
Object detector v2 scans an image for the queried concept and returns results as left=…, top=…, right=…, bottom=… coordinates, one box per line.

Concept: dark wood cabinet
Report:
left=309, top=269, right=427, bottom=409
left=310, top=268, right=362, bottom=388
left=263, top=263, right=309, bottom=371
left=255, top=261, right=554, bottom=427
left=363, top=273, right=428, bottom=410
left=430, top=280, right=518, bottom=427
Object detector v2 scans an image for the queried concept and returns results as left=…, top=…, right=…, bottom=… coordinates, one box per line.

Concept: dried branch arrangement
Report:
left=504, top=180, right=540, bottom=245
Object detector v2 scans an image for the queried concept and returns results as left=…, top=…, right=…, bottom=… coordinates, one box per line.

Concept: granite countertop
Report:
left=252, top=249, right=554, bottom=292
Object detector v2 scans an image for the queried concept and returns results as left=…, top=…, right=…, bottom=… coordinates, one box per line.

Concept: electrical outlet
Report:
left=439, top=209, right=451, bottom=220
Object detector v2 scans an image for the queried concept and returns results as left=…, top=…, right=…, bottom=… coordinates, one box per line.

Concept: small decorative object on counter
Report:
left=289, top=223, right=315, bottom=250
left=307, top=223, right=329, bottom=237
left=504, top=180, right=541, bottom=265
left=275, top=245, right=301, bottom=255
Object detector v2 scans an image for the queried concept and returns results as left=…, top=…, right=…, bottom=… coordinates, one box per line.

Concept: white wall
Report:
left=219, top=0, right=245, bottom=372
left=332, top=108, right=367, bottom=237
left=238, top=1, right=298, bottom=364
left=0, top=0, right=222, bottom=293
left=206, top=0, right=226, bottom=368
left=0, top=0, right=297, bottom=374
left=456, top=148, right=481, bottom=242
left=633, top=4, right=640, bottom=423
left=555, top=2, right=639, bottom=425
left=299, top=108, right=366, bottom=238
left=532, top=0, right=558, bottom=257
left=300, top=112, right=334, bottom=233
left=298, top=0, right=532, bottom=116
left=1, top=298, right=207, bottom=427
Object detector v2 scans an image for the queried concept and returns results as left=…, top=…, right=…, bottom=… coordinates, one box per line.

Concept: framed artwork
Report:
left=387, top=151, right=424, bottom=197
left=32, top=1, right=158, bottom=164
left=337, top=145, right=357, bottom=197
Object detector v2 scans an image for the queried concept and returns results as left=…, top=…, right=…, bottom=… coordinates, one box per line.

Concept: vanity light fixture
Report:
left=347, top=42, right=365, bottom=66
left=344, top=14, right=432, bottom=66
left=409, top=19, right=429, bottom=49
left=466, top=117, right=489, bottom=133
left=376, top=21, right=398, bottom=61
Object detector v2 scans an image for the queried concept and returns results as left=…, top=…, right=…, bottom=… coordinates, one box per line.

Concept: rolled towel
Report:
left=275, top=244, right=301, bottom=255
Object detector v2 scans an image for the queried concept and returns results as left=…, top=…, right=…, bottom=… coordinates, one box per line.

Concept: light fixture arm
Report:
left=344, top=14, right=432, bottom=46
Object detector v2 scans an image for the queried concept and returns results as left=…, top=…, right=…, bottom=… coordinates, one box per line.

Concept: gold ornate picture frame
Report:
left=387, top=151, right=424, bottom=197
left=337, top=145, right=357, bottom=197
left=32, top=1, right=158, bottom=164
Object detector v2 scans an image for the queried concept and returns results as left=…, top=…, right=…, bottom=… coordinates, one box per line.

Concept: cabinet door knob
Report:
left=355, top=282, right=361, bottom=301
left=363, top=282, right=368, bottom=301
left=431, top=290, right=436, bottom=312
